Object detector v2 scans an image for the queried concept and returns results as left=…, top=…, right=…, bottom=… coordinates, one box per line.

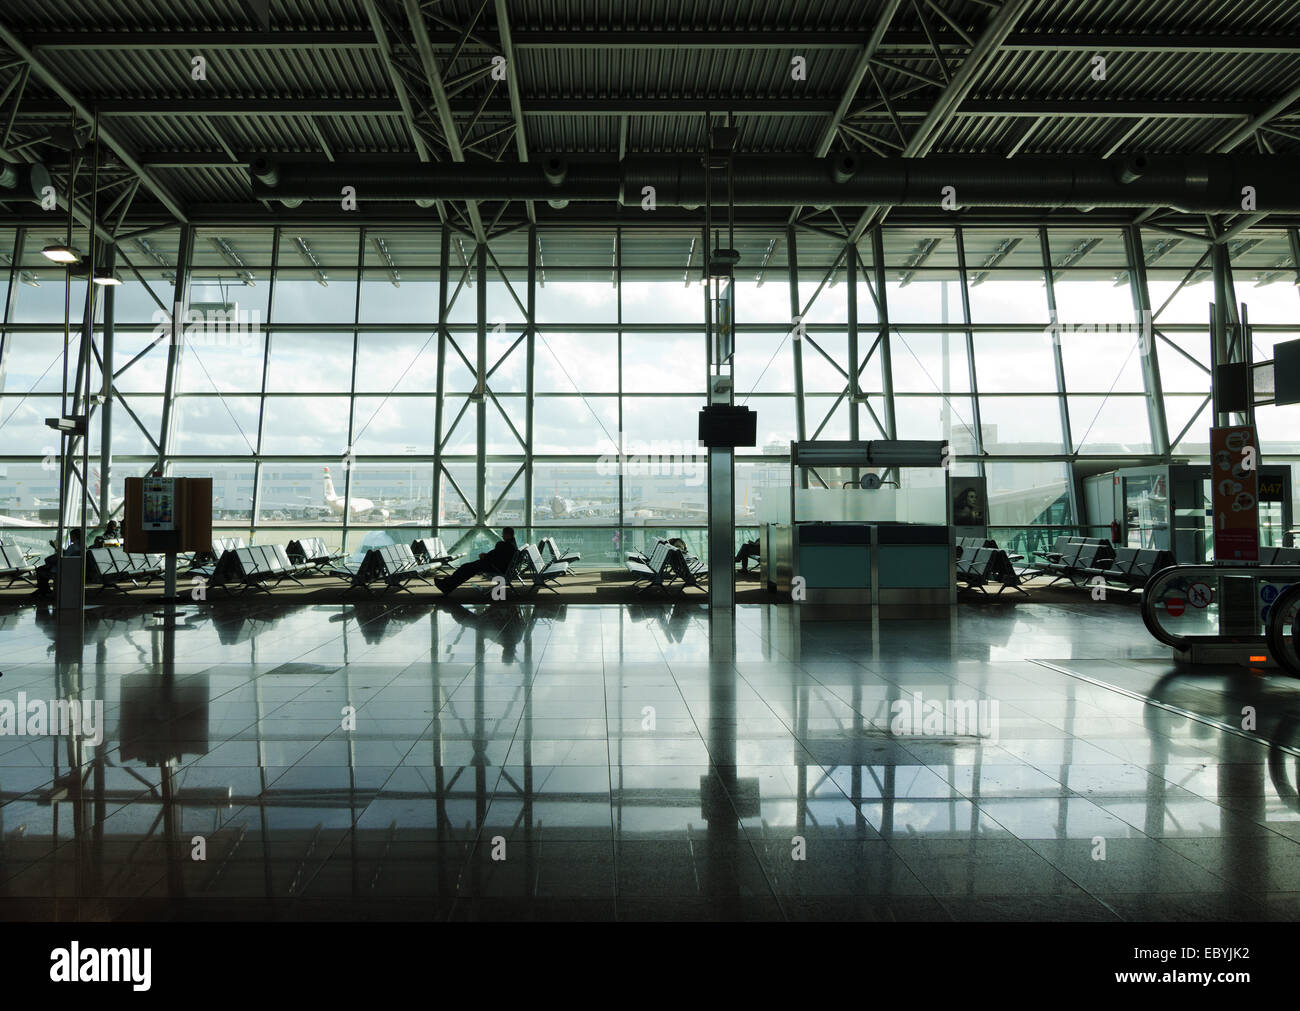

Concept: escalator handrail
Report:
left=1142, top=563, right=1300, bottom=652
left=1141, top=564, right=1191, bottom=650
left=1266, top=582, right=1300, bottom=678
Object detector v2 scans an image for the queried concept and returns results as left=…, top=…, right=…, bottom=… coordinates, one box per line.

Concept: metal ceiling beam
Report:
left=849, top=0, right=1035, bottom=242
left=19, top=30, right=1300, bottom=54
left=359, top=0, right=453, bottom=227
left=360, top=2, right=433, bottom=164
left=792, top=0, right=903, bottom=226
left=814, top=0, right=904, bottom=157
left=402, top=0, right=485, bottom=242
left=1213, top=78, right=1300, bottom=153
left=493, top=0, right=534, bottom=224
left=0, top=22, right=188, bottom=223
left=16, top=98, right=1282, bottom=119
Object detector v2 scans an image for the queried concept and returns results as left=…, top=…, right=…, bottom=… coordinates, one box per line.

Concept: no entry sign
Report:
left=1166, top=597, right=1186, bottom=617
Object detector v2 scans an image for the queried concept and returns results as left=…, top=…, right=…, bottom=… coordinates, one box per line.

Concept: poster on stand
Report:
left=1210, top=425, right=1259, bottom=562
left=142, top=477, right=176, bottom=531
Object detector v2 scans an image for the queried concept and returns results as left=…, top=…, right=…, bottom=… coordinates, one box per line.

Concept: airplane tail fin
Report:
left=323, top=466, right=336, bottom=500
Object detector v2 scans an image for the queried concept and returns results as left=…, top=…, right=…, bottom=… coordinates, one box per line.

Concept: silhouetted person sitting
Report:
left=33, top=528, right=82, bottom=597
left=735, top=538, right=760, bottom=572
left=94, top=520, right=122, bottom=549
left=435, top=527, right=518, bottom=594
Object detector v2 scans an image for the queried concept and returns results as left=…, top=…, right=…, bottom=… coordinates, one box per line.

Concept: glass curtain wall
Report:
left=3, top=221, right=1298, bottom=565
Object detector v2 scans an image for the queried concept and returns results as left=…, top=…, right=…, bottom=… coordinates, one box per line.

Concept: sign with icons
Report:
left=142, top=477, right=175, bottom=531
left=1210, top=425, right=1259, bottom=562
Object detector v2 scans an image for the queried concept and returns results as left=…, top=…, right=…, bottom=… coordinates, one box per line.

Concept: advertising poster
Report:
left=952, top=475, right=987, bottom=532
left=143, top=477, right=176, bottom=531
left=1210, top=425, right=1259, bottom=562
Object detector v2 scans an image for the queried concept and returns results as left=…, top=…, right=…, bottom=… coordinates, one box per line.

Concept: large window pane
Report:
left=534, top=396, right=619, bottom=454
left=622, top=396, right=704, bottom=446
left=359, top=270, right=437, bottom=324
left=536, top=280, right=617, bottom=324
left=622, top=280, right=704, bottom=324
left=175, top=462, right=254, bottom=524
left=978, top=396, right=1065, bottom=453
left=622, top=334, right=704, bottom=393
left=1059, top=329, right=1144, bottom=394
left=351, top=396, right=436, bottom=454
left=891, top=332, right=970, bottom=394
left=262, top=396, right=351, bottom=454
left=172, top=395, right=261, bottom=455
left=1068, top=395, right=1153, bottom=453
left=266, top=334, right=353, bottom=392
left=1053, top=274, right=1137, bottom=324
left=355, top=334, right=437, bottom=394
left=533, top=462, right=618, bottom=523
left=971, top=333, right=1058, bottom=392
left=885, top=273, right=961, bottom=324
left=259, top=463, right=339, bottom=523
left=271, top=271, right=358, bottom=324
left=535, top=332, right=618, bottom=393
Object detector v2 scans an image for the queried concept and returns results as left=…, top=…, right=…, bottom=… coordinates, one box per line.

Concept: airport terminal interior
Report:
left=3, top=0, right=1300, bottom=923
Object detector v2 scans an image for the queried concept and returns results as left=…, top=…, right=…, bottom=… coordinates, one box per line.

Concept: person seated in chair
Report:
left=435, top=527, right=517, bottom=594
left=33, top=528, right=82, bottom=597
left=735, top=538, right=760, bottom=573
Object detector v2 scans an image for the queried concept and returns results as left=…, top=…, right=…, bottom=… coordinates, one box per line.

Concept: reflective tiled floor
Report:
left=2, top=598, right=1299, bottom=921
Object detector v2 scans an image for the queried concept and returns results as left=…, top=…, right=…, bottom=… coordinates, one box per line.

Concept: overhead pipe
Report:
left=0, top=160, right=52, bottom=201
left=248, top=154, right=1300, bottom=212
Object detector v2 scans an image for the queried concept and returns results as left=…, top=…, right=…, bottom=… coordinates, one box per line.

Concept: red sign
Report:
left=1210, top=425, right=1260, bottom=562
left=1166, top=598, right=1186, bottom=617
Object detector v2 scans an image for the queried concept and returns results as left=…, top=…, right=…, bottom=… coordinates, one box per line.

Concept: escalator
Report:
left=1141, top=563, right=1300, bottom=671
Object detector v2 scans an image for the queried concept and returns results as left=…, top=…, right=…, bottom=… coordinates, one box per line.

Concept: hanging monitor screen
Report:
left=698, top=405, right=756, bottom=447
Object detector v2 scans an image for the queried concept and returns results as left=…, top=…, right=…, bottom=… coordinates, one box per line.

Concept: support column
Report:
left=524, top=224, right=536, bottom=535
left=1211, top=238, right=1247, bottom=427
left=156, top=224, right=194, bottom=473
left=475, top=241, right=487, bottom=528
left=708, top=431, right=735, bottom=610
left=341, top=230, right=364, bottom=550
left=433, top=227, right=449, bottom=536
left=952, top=227, right=984, bottom=472
left=250, top=229, right=278, bottom=542
left=1040, top=226, right=1081, bottom=526
left=1123, top=224, right=1170, bottom=456
left=869, top=227, right=898, bottom=440
left=787, top=226, right=807, bottom=449
left=98, top=244, right=115, bottom=523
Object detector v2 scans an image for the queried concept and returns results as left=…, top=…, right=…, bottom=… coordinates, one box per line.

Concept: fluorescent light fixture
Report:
left=91, top=272, right=122, bottom=286
left=41, top=243, right=81, bottom=264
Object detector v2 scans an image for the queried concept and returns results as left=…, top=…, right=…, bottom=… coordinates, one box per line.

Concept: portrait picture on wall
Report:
left=952, top=478, right=987, bottom=529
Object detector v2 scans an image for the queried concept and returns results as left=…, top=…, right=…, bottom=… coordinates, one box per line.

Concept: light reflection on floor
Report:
left=0, top=598, right=1297, bottom=921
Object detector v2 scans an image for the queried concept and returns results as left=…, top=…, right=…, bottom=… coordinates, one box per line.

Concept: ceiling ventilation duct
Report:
left=248, top=154, right=1300, bottom=213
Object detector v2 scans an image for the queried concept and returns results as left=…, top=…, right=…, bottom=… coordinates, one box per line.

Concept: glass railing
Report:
left=989, top=525, right=1081, bottom=560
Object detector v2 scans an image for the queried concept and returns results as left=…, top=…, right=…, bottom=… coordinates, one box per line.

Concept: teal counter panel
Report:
left=800, top=544, right=871, bottom=588
left=878, top=544, right=950, bottom=588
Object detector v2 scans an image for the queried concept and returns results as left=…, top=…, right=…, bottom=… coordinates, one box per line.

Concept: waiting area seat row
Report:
left=956, top=544, right=1029, bottom=596
left=1032, top=536, right=1175, bottom=593
left=209, top=545, right=315, bottom=594
left=626, top=539, right=707, bottom=594
left=85, top=547, right=165, bottom=592
left=0, top=544, right=38, bottom=588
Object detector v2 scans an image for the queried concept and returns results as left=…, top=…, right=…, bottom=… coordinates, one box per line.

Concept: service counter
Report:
left=763, top=522, right=954, bottom=607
